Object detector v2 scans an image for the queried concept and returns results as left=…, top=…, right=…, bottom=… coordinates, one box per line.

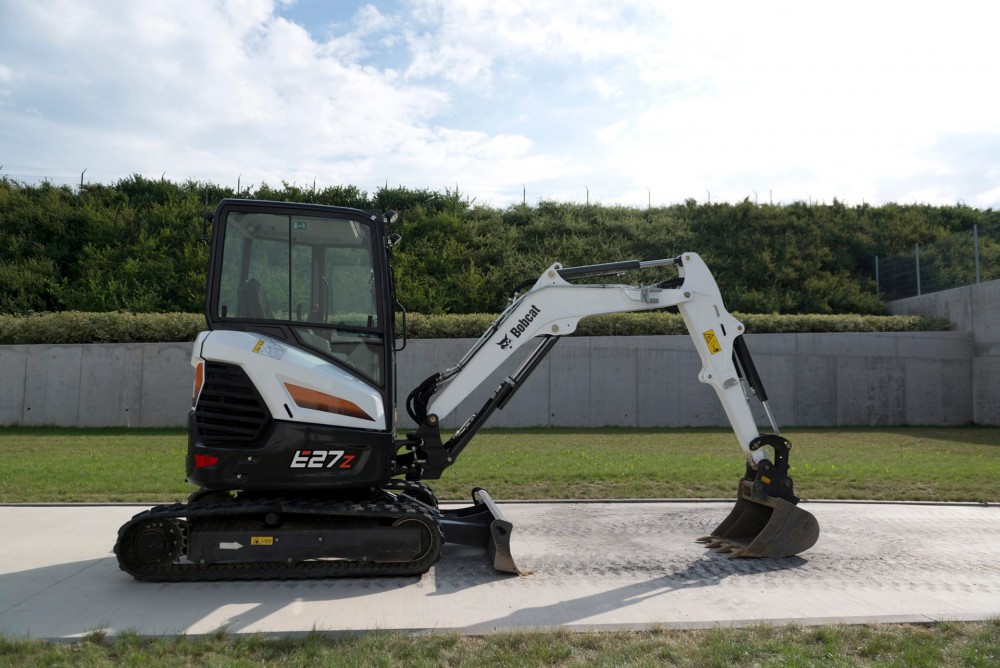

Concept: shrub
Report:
left=0, top=311, right=946, bottom=345
left=0, top=312, right=206, bottom=344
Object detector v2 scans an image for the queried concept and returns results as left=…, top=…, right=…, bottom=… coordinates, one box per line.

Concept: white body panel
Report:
left=193, top=329, right=386, bottom=431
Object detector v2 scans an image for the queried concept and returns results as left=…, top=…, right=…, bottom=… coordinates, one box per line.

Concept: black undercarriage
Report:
left=114, top=483, right=516, bottom=581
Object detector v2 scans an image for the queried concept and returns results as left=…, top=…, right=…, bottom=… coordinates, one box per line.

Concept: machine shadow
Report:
left=1, top=547, right=808, bottom=638
left=0, top=556, right=429, bottom=638
left=460, top=554, right=808, bottom=631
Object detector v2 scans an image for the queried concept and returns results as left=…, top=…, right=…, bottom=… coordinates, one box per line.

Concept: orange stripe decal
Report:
left=284, top=383, right=374, bottom=421
left=193, top=362, right=205, bottom=404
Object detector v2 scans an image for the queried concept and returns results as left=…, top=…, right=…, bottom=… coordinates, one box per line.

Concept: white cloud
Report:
left=0, top=0, right=998, bottom=207
left=316, top=4, right=399, bottom=64
left=521, top=0, right=1000, bottom=206
left=354, top=4, right=393, bottom=34
left=0, top=1, right=463, bottom=188
left=595, top=119, right=628, bottom=144
left=590, top=76, right=623, bottom=100
left=400, top=0, right=654, bottom=94
left=405, top=41, right=493, bottom=85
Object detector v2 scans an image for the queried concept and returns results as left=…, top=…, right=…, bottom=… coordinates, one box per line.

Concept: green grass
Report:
left=0, top=621, right=997, bottom=667
left=0, top=426, right=997, bottom=503
left=443, top=426, right=1000, bottom=502
left=0, top=428, right=188, bottom=503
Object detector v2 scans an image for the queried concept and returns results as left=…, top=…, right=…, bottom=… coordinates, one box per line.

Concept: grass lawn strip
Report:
left=0, top=621, right=997, bottom=667
left=1, top=427, right=997, bottom=503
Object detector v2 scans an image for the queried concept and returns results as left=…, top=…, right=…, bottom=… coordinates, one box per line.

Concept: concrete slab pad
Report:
left=1, top=501, right=998, bottom=639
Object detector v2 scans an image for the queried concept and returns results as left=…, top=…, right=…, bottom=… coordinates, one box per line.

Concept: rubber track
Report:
left=114, top=496, right=443, bottom=582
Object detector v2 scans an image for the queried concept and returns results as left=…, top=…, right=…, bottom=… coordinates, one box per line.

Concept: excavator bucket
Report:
left=698, top=481, right=820, bottom=558
left=437, top=487, right=519, bottom=574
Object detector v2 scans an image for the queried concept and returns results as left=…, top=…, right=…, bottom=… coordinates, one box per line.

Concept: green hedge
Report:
left=406, top=312, right=948, bottom=338
left=0, top=311, right=949, bottom=345
left=4, top=177, right=1000, bottom=317
left=0, top=312, right=206, bottom=344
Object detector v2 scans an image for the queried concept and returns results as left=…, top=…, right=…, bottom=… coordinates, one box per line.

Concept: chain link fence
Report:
left=876, top=222, right=1000, bottom=301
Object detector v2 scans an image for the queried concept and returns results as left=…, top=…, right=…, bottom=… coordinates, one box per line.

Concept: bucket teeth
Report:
left=705, top=540, right=742, bottom=556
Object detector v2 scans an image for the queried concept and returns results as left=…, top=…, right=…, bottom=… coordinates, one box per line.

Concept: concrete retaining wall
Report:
left=886, top=279, right=999, bottom=425
left=0, top=343, right=193, bottom=428
left=0, top=329, right=980, bottom=428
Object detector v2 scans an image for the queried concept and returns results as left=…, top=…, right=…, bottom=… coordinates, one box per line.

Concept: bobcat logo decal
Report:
left=497, top=334, right=512, bottom=351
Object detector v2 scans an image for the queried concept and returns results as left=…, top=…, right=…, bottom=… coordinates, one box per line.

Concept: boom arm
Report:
left=396, top=253, right=778, bottom=480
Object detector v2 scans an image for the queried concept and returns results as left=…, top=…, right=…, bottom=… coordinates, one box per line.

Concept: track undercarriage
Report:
left=114, top=484, right=516, bottom=582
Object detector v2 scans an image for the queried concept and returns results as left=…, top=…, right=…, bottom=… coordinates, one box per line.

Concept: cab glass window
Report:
left=216, top=211, right=383, bottom=385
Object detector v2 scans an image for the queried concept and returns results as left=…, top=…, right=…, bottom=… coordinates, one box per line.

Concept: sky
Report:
left=1, top=0, right=998, bottom=208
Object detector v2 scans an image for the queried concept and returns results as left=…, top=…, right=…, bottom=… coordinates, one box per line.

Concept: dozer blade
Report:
left=698, top=482, right=819, bottom=558
left=437, top=487, right=520, bottom=574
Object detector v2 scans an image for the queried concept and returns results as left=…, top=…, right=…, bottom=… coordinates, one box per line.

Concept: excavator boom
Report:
left=399, top=253, right=820, bottom=563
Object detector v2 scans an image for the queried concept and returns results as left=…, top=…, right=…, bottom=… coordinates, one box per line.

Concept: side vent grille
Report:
left=195, top=362, right=271, bottom=447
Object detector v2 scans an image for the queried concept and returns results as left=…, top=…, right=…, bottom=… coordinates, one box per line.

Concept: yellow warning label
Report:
left=702, top=329, right=722, bottom=355
left=253, top=339, right=265, bottom=353
left=251, top=536, right=274, bottom=546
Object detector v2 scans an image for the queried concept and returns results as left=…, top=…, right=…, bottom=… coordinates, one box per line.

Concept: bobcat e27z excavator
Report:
left=114, top=199, right=819, bottom=581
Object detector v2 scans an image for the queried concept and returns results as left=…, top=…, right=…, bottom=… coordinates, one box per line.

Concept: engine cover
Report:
left=187, top=414, right=393, bottom=491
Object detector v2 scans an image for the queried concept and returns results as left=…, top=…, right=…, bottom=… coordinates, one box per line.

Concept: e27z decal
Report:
left=289, top=449, right=356, bottom=469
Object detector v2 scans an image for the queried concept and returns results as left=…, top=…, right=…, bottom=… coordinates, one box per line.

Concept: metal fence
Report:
left=876, top=222, right=999, bottom=301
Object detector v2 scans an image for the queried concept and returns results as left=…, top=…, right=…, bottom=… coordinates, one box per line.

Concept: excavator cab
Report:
left=187, top=201, right=397, bottom=494
left=209, top=205, right=389, bottom=386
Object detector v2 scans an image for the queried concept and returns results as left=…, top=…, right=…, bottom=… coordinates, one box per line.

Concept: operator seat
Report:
left=237, top=278, right=273, bottom=319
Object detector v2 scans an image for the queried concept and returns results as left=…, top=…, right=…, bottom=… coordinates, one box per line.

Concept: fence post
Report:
left=915, top=243, right=921, bottom=296
left=874, top=255, right=880, bottom=295
left=974, top=224, right=981, bottom=284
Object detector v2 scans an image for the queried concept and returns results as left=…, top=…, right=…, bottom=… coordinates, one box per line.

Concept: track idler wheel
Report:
left=116, top=518, right=184, bottom=570
left=392, top=517, right=439, bottom=562
left=699, top=435, right=820, bottom=558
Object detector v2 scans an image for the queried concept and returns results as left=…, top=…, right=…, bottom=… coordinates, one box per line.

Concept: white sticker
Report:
left=254, top=338, right=287, bottom=360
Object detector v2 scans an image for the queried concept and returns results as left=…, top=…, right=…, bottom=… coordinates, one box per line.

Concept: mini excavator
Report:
left=114, top=199, right=819, bottom=581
